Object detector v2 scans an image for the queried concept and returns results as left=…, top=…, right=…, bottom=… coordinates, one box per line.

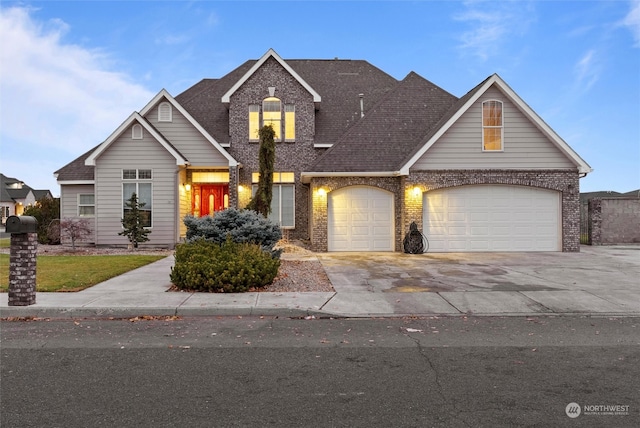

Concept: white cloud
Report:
left=621, top=0, right=640, bottom=47
left=575, top=49, right=601, bottom=92
left=454, top=1, right=535, bottom=61
left=0, top=6, right=154, bottom=155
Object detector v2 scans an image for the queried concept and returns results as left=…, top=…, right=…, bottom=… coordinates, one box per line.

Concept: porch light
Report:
left=316, top=188, right=327, bottom=197
left=238, top=185, right=245, bottom=192
left=183, top=183, right=191, bottom=191
left=412, top=186, right=422, bottom=197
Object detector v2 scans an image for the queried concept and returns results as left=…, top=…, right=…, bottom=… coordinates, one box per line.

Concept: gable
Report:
left=143, top=96, right=232, bottom=167
left=222, top=48, right=321, bottom=103
left=411, top=85, right=576, bottom=170
left=85, top=112, right=187, bottom=166
left=402, top=75, right=592, bottom=174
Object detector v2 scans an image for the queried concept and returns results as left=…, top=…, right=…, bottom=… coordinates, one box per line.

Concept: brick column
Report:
left=8, top=233, right=37, bottom=306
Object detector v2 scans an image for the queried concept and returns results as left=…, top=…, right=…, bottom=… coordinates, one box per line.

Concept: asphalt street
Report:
left=2, top=316, right=639, bottom=427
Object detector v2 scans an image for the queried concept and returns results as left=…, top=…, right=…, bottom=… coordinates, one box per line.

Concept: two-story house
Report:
left=54, top=49, right=591, bottom=252
left=1, top=173, right=54, bottom=224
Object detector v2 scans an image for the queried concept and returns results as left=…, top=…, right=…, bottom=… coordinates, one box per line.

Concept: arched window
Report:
left=262, top=97, right=282, bottom=140
left=158, top=102, right=172, bottom=122
left=482, top=100, right=503, bottom=151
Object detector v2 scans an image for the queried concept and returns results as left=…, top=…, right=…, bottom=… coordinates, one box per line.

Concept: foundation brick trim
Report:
left=310, top=170, right=580, bottom=252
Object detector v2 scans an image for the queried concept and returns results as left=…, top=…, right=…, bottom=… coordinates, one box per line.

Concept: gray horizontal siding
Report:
left=413, top=86, right=576, bottom=170
left=146, top=100, right=230, bottom=167
left=94, top=129, right=177, bottom=247
left=59, top=184, right=96, bottom=243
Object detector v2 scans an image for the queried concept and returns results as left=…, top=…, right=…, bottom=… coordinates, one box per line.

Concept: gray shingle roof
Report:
left=175, top=58, right=398, bottom=147
left=54, top=146, right=96, bottom=181
left=57, top=55, right=472, bottom=179
left=310, top=72, right=458, bottom=172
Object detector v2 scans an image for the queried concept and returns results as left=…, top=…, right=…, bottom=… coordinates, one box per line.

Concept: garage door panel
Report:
left=328, top=186, right=394, bottom=251
left=448, top=212, right=466, bottom=222
left=424, top=185, right=559, bottom=252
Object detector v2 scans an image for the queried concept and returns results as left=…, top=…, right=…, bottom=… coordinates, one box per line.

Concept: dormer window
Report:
left=482, top=100, right=503, bottom=151
left=132, top=124, right=143, bottom=140
left=158, top=102, right=172, bottom=122
left=248, top=98, right=296, bottom=142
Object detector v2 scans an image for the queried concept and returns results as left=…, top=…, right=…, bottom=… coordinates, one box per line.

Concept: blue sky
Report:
left=1, top=0, right=638, bottom=196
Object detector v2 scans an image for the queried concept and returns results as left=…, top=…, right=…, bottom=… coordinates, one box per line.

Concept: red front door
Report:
left=192, top=184, right=229, bottom=217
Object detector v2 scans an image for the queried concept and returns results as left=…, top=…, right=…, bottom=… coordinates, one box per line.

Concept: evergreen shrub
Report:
left=170, top=238, right=280, bottom=292
left=183, top=208, right=282, bottom=258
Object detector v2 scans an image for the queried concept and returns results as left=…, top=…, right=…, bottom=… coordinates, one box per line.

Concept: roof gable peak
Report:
left=221, top=48, right=321, bottom=103
left=400, top=73, right=592, bottom=174
left=85, top=112, right=188, bottom=166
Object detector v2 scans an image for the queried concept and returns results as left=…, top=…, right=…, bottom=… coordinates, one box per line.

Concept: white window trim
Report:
left=123, top=169, right=153, bottom=180
left=77, top=193, right=95, bottom=217
left=250, top=183, right=295, bottom=229
left=122, top=182, right=153, bottom=229
left=482, top=99, right=504, bottom=152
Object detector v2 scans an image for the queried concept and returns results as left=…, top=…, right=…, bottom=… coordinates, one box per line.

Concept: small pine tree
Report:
left=119, top=193, right=151, bottom=248
left=246, top=125, right=276, bottom=217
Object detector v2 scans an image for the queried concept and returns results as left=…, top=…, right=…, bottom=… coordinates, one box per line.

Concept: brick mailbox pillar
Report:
left=6, top=215, right=38, bottom=306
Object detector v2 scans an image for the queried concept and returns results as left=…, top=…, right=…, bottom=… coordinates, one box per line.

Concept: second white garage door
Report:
left=423, top=185, right=560, bottom=252
left=328, top=186, right=394, bottom=251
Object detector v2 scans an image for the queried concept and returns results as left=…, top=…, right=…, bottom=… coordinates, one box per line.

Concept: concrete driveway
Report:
left=317, top=245, right=640, bottom=316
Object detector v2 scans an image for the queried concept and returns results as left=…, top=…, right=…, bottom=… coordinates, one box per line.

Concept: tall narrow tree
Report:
left=246, top=125, right=276, bottom=217
left=119, top=192, right=151, bottom=248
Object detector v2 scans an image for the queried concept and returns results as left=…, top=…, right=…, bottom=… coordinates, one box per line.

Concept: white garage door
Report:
left=424, top=185, right=560, bottom=252
left=328, top=186, right=394, bottom=251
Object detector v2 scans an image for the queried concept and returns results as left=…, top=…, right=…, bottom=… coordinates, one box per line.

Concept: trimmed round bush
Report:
left=170, top=238, right=280, bottom=293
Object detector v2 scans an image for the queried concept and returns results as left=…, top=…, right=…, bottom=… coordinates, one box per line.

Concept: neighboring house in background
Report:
left=55, top=49, right=592, bottom=252
left=1, top=173, right=54, bottom=224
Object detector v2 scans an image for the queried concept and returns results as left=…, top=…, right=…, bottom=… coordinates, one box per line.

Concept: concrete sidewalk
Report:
left=1, top=245, right=639, bottom=319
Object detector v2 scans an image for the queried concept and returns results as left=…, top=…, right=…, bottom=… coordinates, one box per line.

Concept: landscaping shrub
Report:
left=183, top=208, right=282, bottom=258
left=170, top=238, right=280, bottom=293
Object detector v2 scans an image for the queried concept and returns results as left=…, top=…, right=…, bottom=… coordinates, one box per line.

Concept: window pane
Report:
left=263, top=119, right=281, bottom=140
left=285, top=105, right=295, bottom=140
left=123, top=183, right=136, bottom=201
left=268, top=186, right=281, bottom=225
left=79, top=206, right=95, bottom=216
left=263, top=97, right=281, bottom=140
left=138, top=183, right=152, bottom=209
left=280, top=185, right=295, bottom=227
left=484, top=128, right=502, bottom=151
left=79, top=194, right=95, bottom=205
left=263, top=98, right=281, bottom=113
left=123, top=170, right=137, bottom=180
left=483, top=101, right=502, bottom=126
left=138, top=170, right=152, bottom=179
left=249, top=105, right=260, bottom=140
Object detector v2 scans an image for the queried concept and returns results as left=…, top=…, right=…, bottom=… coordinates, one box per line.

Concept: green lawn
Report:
left=0, top=254, right=166, bottom=292
left=0, top=238, right=9, bottom=249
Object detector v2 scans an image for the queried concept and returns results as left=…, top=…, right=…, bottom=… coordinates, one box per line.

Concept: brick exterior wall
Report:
left=8, top=233, right=37, bottom=306
left=226, top=57, right=321, bottom=240
left=588, top=198, right=640, bottom=245
left=310, top=170, right=581, bottom=252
